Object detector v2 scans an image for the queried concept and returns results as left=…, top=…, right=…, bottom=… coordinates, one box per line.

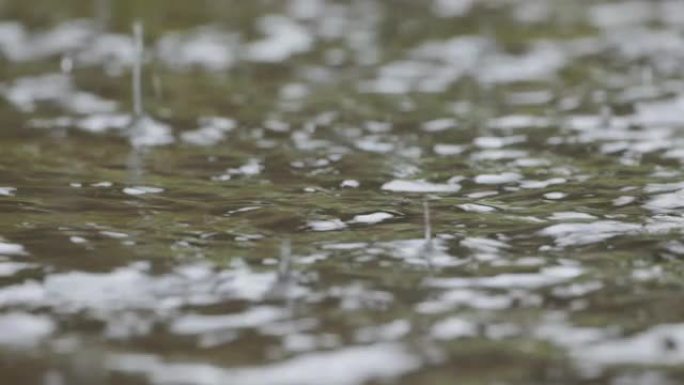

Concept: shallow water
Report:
left=3, top=0, right=684, bottom=384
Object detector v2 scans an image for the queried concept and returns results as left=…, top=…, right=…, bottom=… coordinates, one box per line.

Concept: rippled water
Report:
left=4, top=0, right=684, bottom=384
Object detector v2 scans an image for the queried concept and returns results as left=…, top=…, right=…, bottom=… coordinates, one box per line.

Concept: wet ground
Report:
left=3, top=0, right=684, bottom=384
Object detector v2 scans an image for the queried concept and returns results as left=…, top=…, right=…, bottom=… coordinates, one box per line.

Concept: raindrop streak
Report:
left=132, top=21, right=144, bottom=120
left=423, top=200, right=432, bottom=245
left=422, top=201, right=436, bottom=271
left=278, top=239, right=293, bottom=280
left=126, top=21, right=146, bottom=183
left=268, top=239, right=295, bottom=305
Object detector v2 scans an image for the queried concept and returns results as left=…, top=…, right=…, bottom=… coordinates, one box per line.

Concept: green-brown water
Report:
left=3, top=0, right=684, bottom=384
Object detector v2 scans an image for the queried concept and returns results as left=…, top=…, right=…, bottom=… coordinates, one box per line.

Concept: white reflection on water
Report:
left=109, top=343, right=421, bottom=385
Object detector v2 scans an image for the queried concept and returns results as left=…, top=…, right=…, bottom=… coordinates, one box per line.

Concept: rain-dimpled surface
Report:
left=3, top=0, right=684, bottom=384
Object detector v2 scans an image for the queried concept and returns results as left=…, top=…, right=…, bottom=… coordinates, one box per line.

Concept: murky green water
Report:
left=4, top=0, right=684, bottom=384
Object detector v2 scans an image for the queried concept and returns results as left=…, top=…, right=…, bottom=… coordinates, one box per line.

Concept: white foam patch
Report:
left=540, top=221, right=641, bottom=247
left=431, top=317, right=477, bottom=340
left=181, top=117, right=236, bottom=146
left=109, top=343, right=421, bottom=385
left=579, top=324, right=684, bottom=367
left=548, top=212, right=597, bottom=221
left=246, top=15, right=313, bottom=62
left=340, top=180, right=360, bottom=188
left=427, top=266, right=583, bottom=289
left=2, top=73, right=116, bottom=114
left=416, top=289, right=511, bottom=314
left=0, top=20, right=92, bottom=62
left=489, top=115, right=550, bottom=130
left=214, top=159, right=264, bottom=180
left=544, top=192, right=566, bottom=200
left=474, top=135, right=526, bottom=149
left=421, top=118, right=458, bottom=132
left=458, top=203, right=496, bottom=213
left=77, top=113, right=131, bottom=133
left=0, top=263, right=294, bottom=320
left=349, top=212, right=394, bottom=224
left=431, top=0, right=474, bottom=17
left=123, top=186, right=164, bottom=196
left=0, top=242, right=26, bottom=256
left=76, top=33, right=136, bottom=70
left=171, top=307, right=285, bottom=335
left=0, top=262, right=33, bottom=277
left=613, top=196, right=635, bottom=207
left=382, top=180, right=461, bottom=193
left=157, top=27, right=237, bottom=71
left=479, top=42, right=567, bottom=84
left=355, top=320, right=410, bottom=343
left=590, top=1, right=653, bottom=29
left=130, top=116, right=175, bottom=147
left=520, top=178, right=566, bottom=189
left=0, top=313, right=54, bottom=348
left=308, top=219, right=347, bottom=232
left=474, top=173, right=521, bottom=185
left=381, top=239, right=463, bottom=268
left=434, top=144, right=466, bottom=156
left=644, top=189, right=684, bottom=212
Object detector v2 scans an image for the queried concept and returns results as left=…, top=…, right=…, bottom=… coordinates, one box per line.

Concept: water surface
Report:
left=3, top=0, right=684, bottom=384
